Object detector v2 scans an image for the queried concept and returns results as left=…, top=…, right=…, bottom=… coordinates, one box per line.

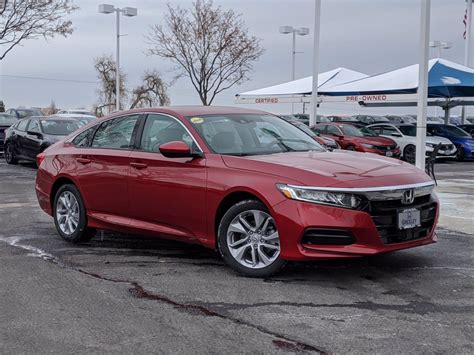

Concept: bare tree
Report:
left=94, top=55, right=127, bottom=113
left=146, top=0, right=263, bottom=106
left=130, top=71, right=170, bottom=109
left=0, top=0, right=78, bottom=60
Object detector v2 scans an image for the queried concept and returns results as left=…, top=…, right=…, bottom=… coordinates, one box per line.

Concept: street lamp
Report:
left=99, top=4, right=138, bottom=112
left=279, top=26, right=310, bottom=113
left=429, top=40, right=452, bottom=58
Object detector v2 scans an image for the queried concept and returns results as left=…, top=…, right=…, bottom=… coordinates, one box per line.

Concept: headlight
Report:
left=426, top=143, right=436, bottom=148
left=361, top=143, right=374, bottom=149
left=276, top=184, right=363, bottom=209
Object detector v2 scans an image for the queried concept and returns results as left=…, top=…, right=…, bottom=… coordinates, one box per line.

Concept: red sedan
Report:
left=314, top=122, right=401, bottom=158
left=35, top=107, right=438, bottom=277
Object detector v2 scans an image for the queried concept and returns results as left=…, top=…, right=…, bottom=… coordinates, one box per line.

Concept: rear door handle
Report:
left=77, top=157, right=91, bottom=165
left=130, top=162, right=148, bottom=169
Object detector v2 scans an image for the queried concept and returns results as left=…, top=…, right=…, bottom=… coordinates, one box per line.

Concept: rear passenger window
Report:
left=73, top=126, right=97, bottom=147
left=17, top=120, right=29, bottom=131
left=312, top=125, right=326, bottom=133
left=92, top=115, right=140, bottom=149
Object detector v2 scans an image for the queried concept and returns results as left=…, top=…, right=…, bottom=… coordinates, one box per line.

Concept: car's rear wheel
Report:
left=4, top=143, right=18, bottom=164
left=53, top=184, right=95, bottom=243
left=346, top=145, right=356, bottom=151
left=218, top=200, right=285, bottom=277
left=404, top=145, right=416, bottom=164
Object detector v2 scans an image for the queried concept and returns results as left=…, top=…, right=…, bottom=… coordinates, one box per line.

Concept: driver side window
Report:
left=140, top=114, right=194, bottom=153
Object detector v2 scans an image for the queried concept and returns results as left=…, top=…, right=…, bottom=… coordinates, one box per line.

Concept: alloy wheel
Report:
left=56, top=191, right=80, bottom=236
left=405, top=145, right=416, bottom=164
left=5, top=144, right=13, bottom=163
left=226, top=210, right=280, bottom=269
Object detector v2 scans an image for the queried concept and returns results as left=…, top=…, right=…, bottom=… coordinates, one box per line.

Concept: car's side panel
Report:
left=127, top=150, right=208, bottom=243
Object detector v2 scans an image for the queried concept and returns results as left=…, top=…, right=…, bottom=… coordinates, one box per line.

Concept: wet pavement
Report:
left=0, top=159, right=473, bottom=354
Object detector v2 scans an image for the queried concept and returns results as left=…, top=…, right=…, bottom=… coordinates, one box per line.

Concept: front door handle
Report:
left=77, top=157, right=91, bottom=165
left=130, top=162, right=148, bottom=169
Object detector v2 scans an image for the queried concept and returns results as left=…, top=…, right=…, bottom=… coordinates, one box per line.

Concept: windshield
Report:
left=17, top=109, right=42, bottom=118
left=40, top=120, right=80, bottom=135
left=292, top=122, right=317, bottom=137
left=186, top=114, right=324, bottom=156
left=399, top=125, right=416, bottom=136
left=437, top=125, right=471, bottom=137
left=0, top=114, right=16, bottom=125
left=340, top=125, right=364, bottom=137
left=360, top=127, right=378, bottom=137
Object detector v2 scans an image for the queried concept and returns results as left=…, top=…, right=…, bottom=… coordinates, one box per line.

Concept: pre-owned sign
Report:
left=346, top=95, right=388, bottom=102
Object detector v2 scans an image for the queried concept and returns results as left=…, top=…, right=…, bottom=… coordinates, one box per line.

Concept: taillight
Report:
left=36, top=152, right=46, bottom=167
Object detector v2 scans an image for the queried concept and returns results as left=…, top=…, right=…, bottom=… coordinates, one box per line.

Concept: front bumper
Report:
left=271, top=194, right=438, bottom=261
left=363, top=147, right=401, bottom=158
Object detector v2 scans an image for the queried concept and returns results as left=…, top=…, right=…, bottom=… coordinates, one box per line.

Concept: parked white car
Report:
left=367, top=123, right=457, bottom=163
left=57, top=109, right=95, bottom=116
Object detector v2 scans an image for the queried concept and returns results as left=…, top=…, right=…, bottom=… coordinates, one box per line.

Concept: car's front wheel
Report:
left=4, top=143, right=18, bottom=164
left=53, top=184, right=95, bottom=243
left=218, top=200, right=285, bottom=277
left=404, top=144, right=416, bottom=164
left=456, top=145, right=465, bottom=161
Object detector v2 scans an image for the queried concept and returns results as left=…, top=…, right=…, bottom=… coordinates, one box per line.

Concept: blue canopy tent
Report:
left=320, top=59, right=474, bottom=123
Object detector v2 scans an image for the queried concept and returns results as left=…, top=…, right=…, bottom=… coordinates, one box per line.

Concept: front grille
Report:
left=363, top=194, right=437, bottom=244
left=439, top=144, right=454, bottom=151
left=374, top=144, right=397, bottom=152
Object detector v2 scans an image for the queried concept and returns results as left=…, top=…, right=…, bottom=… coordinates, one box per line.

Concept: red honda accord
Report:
left=35, top=107, right=438, bottom=277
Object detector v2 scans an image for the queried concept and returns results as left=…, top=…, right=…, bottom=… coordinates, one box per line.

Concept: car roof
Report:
left=109, top=106, right=268, bottom=117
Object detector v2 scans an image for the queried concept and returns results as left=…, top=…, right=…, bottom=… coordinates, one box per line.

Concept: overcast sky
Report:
left=0, top=0, right=470, bottom=116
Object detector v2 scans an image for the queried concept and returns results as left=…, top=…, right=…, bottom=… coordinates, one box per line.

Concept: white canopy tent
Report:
left=235, top=67, right=368, bottom=105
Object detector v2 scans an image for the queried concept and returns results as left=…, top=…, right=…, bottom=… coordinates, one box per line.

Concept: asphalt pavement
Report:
left=0, top=159, right=473, bottom=354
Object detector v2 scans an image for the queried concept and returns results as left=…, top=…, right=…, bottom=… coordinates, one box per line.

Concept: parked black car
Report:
left=4, top=117, right=80, bottom=164
left=0, top=113, right=16, bottom=153
left=6, top=108, right=42, bottom=119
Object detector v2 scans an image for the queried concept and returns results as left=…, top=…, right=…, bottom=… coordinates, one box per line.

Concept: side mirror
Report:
left=27, top=130, right=42, bottom=139
left=159, top=141, right=196, bottom=158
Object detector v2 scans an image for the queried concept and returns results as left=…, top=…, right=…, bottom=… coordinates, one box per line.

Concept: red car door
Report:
left=72, top=114, right=141, bottom=225
left=128, top=113, right=207, bottom=243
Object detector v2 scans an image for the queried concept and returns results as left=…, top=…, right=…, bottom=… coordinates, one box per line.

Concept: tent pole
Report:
left=462, top=0, right=473, bottom=124
left=310, top=0, right=321, bottom=127
left=444, top=106, right=450, bottom=124
left=415, top=0, right=431, bottom=171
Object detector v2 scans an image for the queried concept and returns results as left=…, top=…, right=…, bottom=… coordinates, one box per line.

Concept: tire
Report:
left=217, top=200, right=286, bottom=277
left=403, top=145, right=416, bottom=164
left=346, top=145, right=356, bottom=151
left=4, top=143, right=18, bottom=165
left=456, top=146, right=465, bottom=161
left=53, top=184, right=96, bottom=243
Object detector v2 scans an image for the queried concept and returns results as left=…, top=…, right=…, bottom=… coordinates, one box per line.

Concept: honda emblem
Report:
left=402, top=189, right=415, bottom=205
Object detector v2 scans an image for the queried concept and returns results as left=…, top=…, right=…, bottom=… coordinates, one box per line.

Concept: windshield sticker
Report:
left=190, top=117, right=204, bottom=124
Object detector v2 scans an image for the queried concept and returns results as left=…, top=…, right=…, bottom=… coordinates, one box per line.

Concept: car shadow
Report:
left=67, top=230, right=435, bottom=282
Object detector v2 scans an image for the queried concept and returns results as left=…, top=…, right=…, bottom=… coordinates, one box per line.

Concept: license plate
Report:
left=398, top=208, right=421, bottom=230
left=386, top=151, right=393, bottom=157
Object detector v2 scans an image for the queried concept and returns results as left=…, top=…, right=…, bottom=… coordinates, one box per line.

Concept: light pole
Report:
left=429, top=40, right=452, bottom=58
left=99, top=4, right=138, bottom=112
left=279, top=25, right=310, bottom=113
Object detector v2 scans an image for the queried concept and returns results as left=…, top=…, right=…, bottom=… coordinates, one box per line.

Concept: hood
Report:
left=426, top=136, right=454, bottom=144
left=352, top=136, right=396, bottom=146
left=222, top=150, right=431, bottom=189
